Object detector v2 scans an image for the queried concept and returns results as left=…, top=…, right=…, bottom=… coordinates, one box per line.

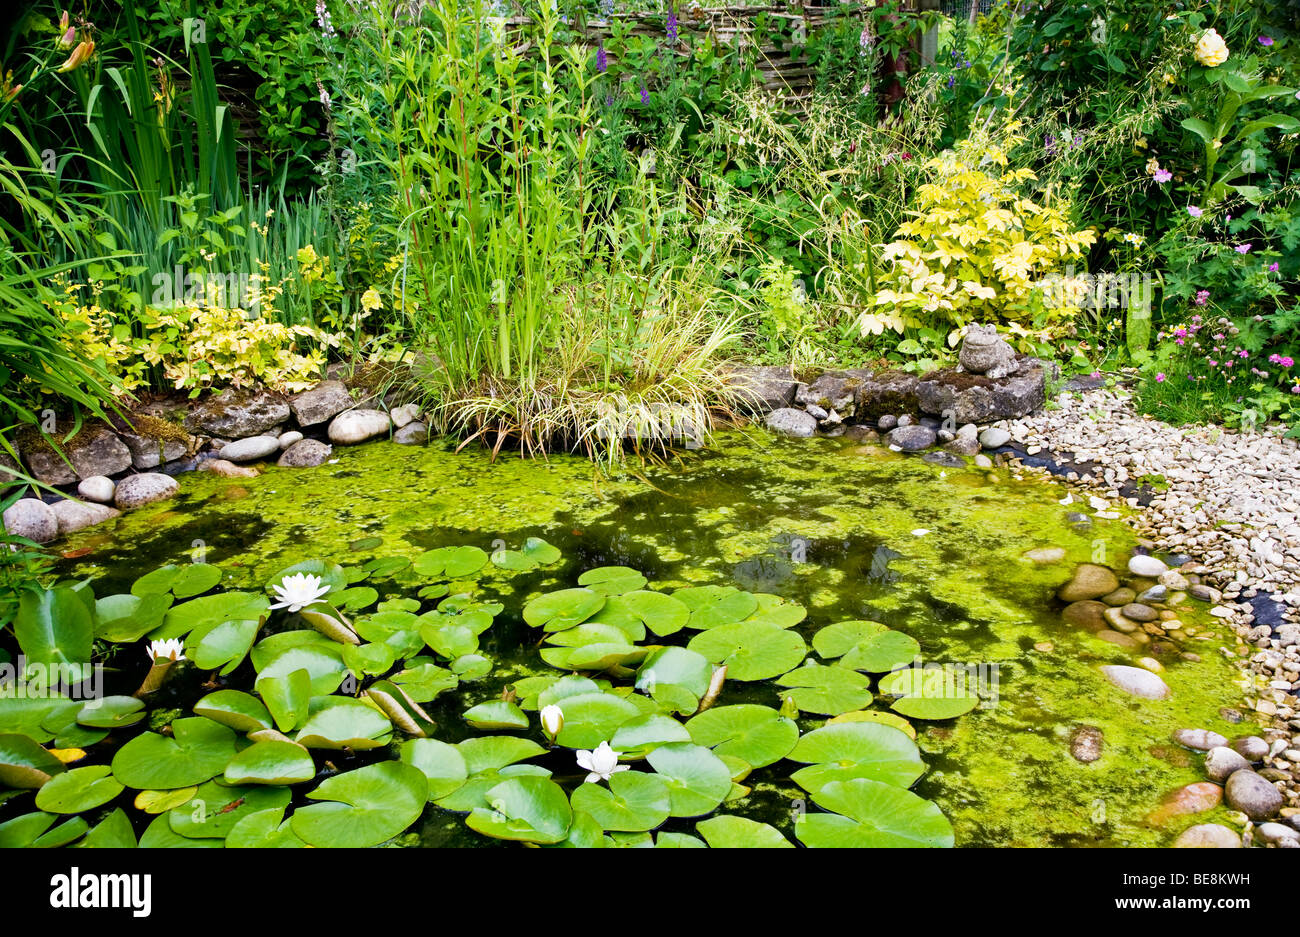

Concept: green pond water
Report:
left=57, top=428, right=1253, bottom=847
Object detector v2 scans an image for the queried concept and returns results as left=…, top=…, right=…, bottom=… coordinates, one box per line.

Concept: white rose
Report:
left=1194, top=28, right=1228, bottom=67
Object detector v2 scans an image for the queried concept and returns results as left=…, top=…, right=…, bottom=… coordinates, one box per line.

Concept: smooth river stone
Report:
left=328, top=409, right=392, bottom=444
left=114, top=472, right=179, bottom=510
left=1062, top=600, right=1108, bottom=631
left=1101, top=587, right=1136, bottom=607
left=1070, top=726, right=1104, bottom=763
left=76, top=476, right=116, bottom=504
left=1103, top=607, right=1140, bottom=633
left=1121, top=603, right=1158, bottom=622
left=1128, top=554, right=1169, bottom=578
left=1205, top=746, right=1251, bottom=784
left=1225, top=770, right=1283, bottom=820
left=1172, top=728, right=1228, bottom=751
left=1173, top=823, right=1242, bottom=848
left=50, top=499, right=120, bottom=535
left=1058, top=564, right=1120, bottom=602
left=1096, top=630, right=1139, bottom=650
left=765, top=408, right=817, bottom=438
left=278, top=439, right=333, bottom=468
left=1146, top=782, right=1222, bottom=825
left=220, top=436, right=281, bottom=462
left=1024, top=547, right=1066, bottom=565
left=1101, top=665, right=1171, bottom=700
left=2, top=498, right=58, bottom=543
left=1231, top=736, right=1269, bottom=761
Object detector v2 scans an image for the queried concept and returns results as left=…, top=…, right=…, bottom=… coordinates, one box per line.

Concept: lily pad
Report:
left=74, top=695, right=145, bottom=729
left=745, top=594, right=807, bottom=628
left=226, top=807, right=308, bottom=848
left=291, top=762, right=428, bottom=848
left=826, top=709, right=917, bottom=739
left=224, top=740, right=316, bottom=786
left=775, top=663, right=873, bottom=715
left=35, top=765, right=123, bottom=813
left=111, top=718, right=239, bottom=790
left=93, top=592, right=172, bottom=642
left=134, top=787, right=198, bottom=815
left=257, top=668, right=313, bottom=733
left=342, top=641, right=397, bottom=677
left=878, top=667, right=979, bottom=720
left=570, top=770, right=672, bottom=832
left=80, top=807, right=137, bottom=848
left=578, top=566, right=648, bottom=595
left=552, top=692, right=641, bottom=749
left=687, top=622, right=807, bottom=681
left=788, top=722, right=926, bottom=793
left=413, top=546, right=489, bottom=579
left=645, top=743, right=732, bottom=818
left=400, top=739, right=469, bottom=800
left=466, top=776, right=573, bottom=844
left=186, top=616, right=261, bottom=674
left=251, top=630, right=347, bottom=695
left=522, top=588, right=605, bottom=632
left=456, top=736, right=547, bottom=775
left=610, top=714, right=694, bottom=757
left=697, top=814, right=795, bottom=848
left=795, top=778, right=954, bottom=848
left=618, top=590, right=691, bottom=637
left=0, top=733, right=65, bottom=788
left=672, top=585, right=758, bottom=630
left=0, top=811, right=88, bottom=848
left=636, top=646, right=713, bottom=700
left=193, top=690, right=273, bottom=734
left=841, top=631, right=921, bottom=673
left=464, top=700, right=530, bottom=731
left=156, top=591, right=269, bottom=642
left=294, top=697, right=393, bottom=750
left=139, top=813, right=222, bottom=848
left=15, top=587, right=92, bottom=672
left=685, top=704, right=799, bottom=770
left=167, top=781, right=291, bottom=839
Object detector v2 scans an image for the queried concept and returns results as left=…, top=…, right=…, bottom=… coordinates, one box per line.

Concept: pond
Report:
left=48, top=429, right=1245, bottom=847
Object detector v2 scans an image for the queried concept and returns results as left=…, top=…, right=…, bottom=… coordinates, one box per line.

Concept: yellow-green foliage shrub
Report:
left=53, top=279, right=325, bottom=395
left=868, top=121, right=1097, bottom=344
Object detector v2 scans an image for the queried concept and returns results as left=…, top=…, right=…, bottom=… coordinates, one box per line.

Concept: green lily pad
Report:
left=0, top=695, right=65, bottom=742
left=390, top=659, right=459, bottom=703
left=466, top=776, right=573, bottom=843
left=257, top=668, right=313, bottom=733
left=687, top=622, right=807, bottom=681
left=74, top=695, right=145, bottom=729
left=697, top=814, right=795, bottom=848
left=788, top=722, right=926, bottom=793
left=673, top=585, right=759, bottom=630
left=413, top=546, right=489, bottom=579
left=435, top=764, right=551, bottom=813
left=401, top=739, right=469, bottom=800
left=226, top=807, right=307, bottom=848
left=826, top=709, right=917, bottom=738
left=194, top=690, right=273, bottom=733
left=15, top=587, right=92, bottom=672
left=291, top=762, right=428, bottom=848
left=685, top=704, right=799, bottom=769
left=0, top=733, right=65, bottom=788
left=553, top=692, right=641, bottom=749
left=578, top=566, right=648, bottom=595
left=139, top=813, right=222, bottom=848
left=40, top=701, right=107, bottom=749
left=795, top=778, right=954, bottom=848
left=294, top=697, right=392, bottom=750
left=776, top=663, right=873, bottom=715
left=342, top=641, right=397, bottom=677
left=93, top=592, right=172, bottom=642
left=745, top=594, right=807, bottom=628
left=132, top=563, right=222, bottom=598
left=334, top=586, right=379, bottom=612
left=812, top=619, right=890, bottom=658
left=522, top=588, right=606, bottom=632
left=186, top=616, right=260, bottom=674
left=617, top=590, right=691, bottom=637
left=610, top=714, right=694, bottom=757
left=456, top=736, right=547, bottom=775
left=451, top=654, right=492, bottom=680
left=133, top=787, right=197, bottom=815
left=224, top=740, right=316, bottom=785
left=464, top=700, right=529, bottom=731
left=637, top=646, right=714, bottom=699
left=0, top=811, right=88, bottom=848
left=111, top=718, right=239, bottom=790
left=570, top=771, right=672, bottom=832
left=840, top=631, right=921, bottom=673
left=35, top=765, right=123, bottom=813
left=167, top=781, right=291, bottom=839
left=878, top=667, right=979, bottom=720
left=537, top=676, right=604, bottom=709
left=541, top=642, right=647, bottom=672
left=645, top=743, right=732, bottom=818
left=155, top=591, right=269, bottom=642
left=80, top=807, right=137, bottom=848
left=251, top=630, right=347, bottom=695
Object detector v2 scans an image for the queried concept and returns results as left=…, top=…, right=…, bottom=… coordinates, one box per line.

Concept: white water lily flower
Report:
left=269, top=572, right=330, bottom=613
left=576, top=741, right=629, bottom=784
left=145, top=638, right=185, bottom=663
left=540, top=704, right=564, bottom=740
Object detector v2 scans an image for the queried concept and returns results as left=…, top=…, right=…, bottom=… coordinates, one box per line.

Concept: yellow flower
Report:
left=1194, top=28, right=1228, bottom=67
left=56, top=39, right=95, bottom=73
left=296, top=244, right=319, bottom=267
left=360, top=288, right=383, bottom=313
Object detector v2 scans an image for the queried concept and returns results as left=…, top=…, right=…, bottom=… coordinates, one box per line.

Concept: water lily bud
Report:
left=540, top=704, right=564, bottom=740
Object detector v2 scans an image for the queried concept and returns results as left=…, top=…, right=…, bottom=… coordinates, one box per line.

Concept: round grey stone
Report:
left=1121, top=603, right=1159, bottom=622
left=1224, top=769, right=1283, bottom=820
left=1101, top=664, right=1171, bottom=700
left=764, top=408, right=818, bottom=438
left=114, top=473, right=179, bottom=510
left=393, top=422, right=429, bottom=446
left=888, top=425, right=937, bottom=451
left=1172, top=728, right=1228, bottom=751
left=277, top=431, right=304, bottom=450
left=76, top=476, right=116, bottom=504
left=1231, top=736, right=1269, bottom=761
left=2, top=498, right=58, bottom=543
left=50, top=499, right=120, bottom=535
left=277, top=439, right=333, bottom=468
left=328, top=409, right=393, bottom=445
left=1173, top=823, right=1241, bottom=848
left=220, top=436, right=281, bottom=462
left=1204, top=746, right=1251, bottom=784
left=978, top=427, right=1011, bottom=449
left=1128, top=554, right=1169, bottom=577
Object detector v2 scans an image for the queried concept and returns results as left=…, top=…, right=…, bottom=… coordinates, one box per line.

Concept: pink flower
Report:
left=1155, top=372, right=1166, bottom=382
left=1259, top=36, right=1275, bottom=46
left=1187, top=206, right=1203, bottom=218
left=1235, top=243, right=1252, bottom=253
left=1195, top=290, right=1210, bottom=305
left=1282, top=356, right=1296, bottom=368
left=1174, top=327, right=1187, bottom=338
left=1153, top=169, right=1172, bottom=184
left=1238, top=349, right=1249, bottom=358
left=1269, top=262, right=1279, bottom=272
